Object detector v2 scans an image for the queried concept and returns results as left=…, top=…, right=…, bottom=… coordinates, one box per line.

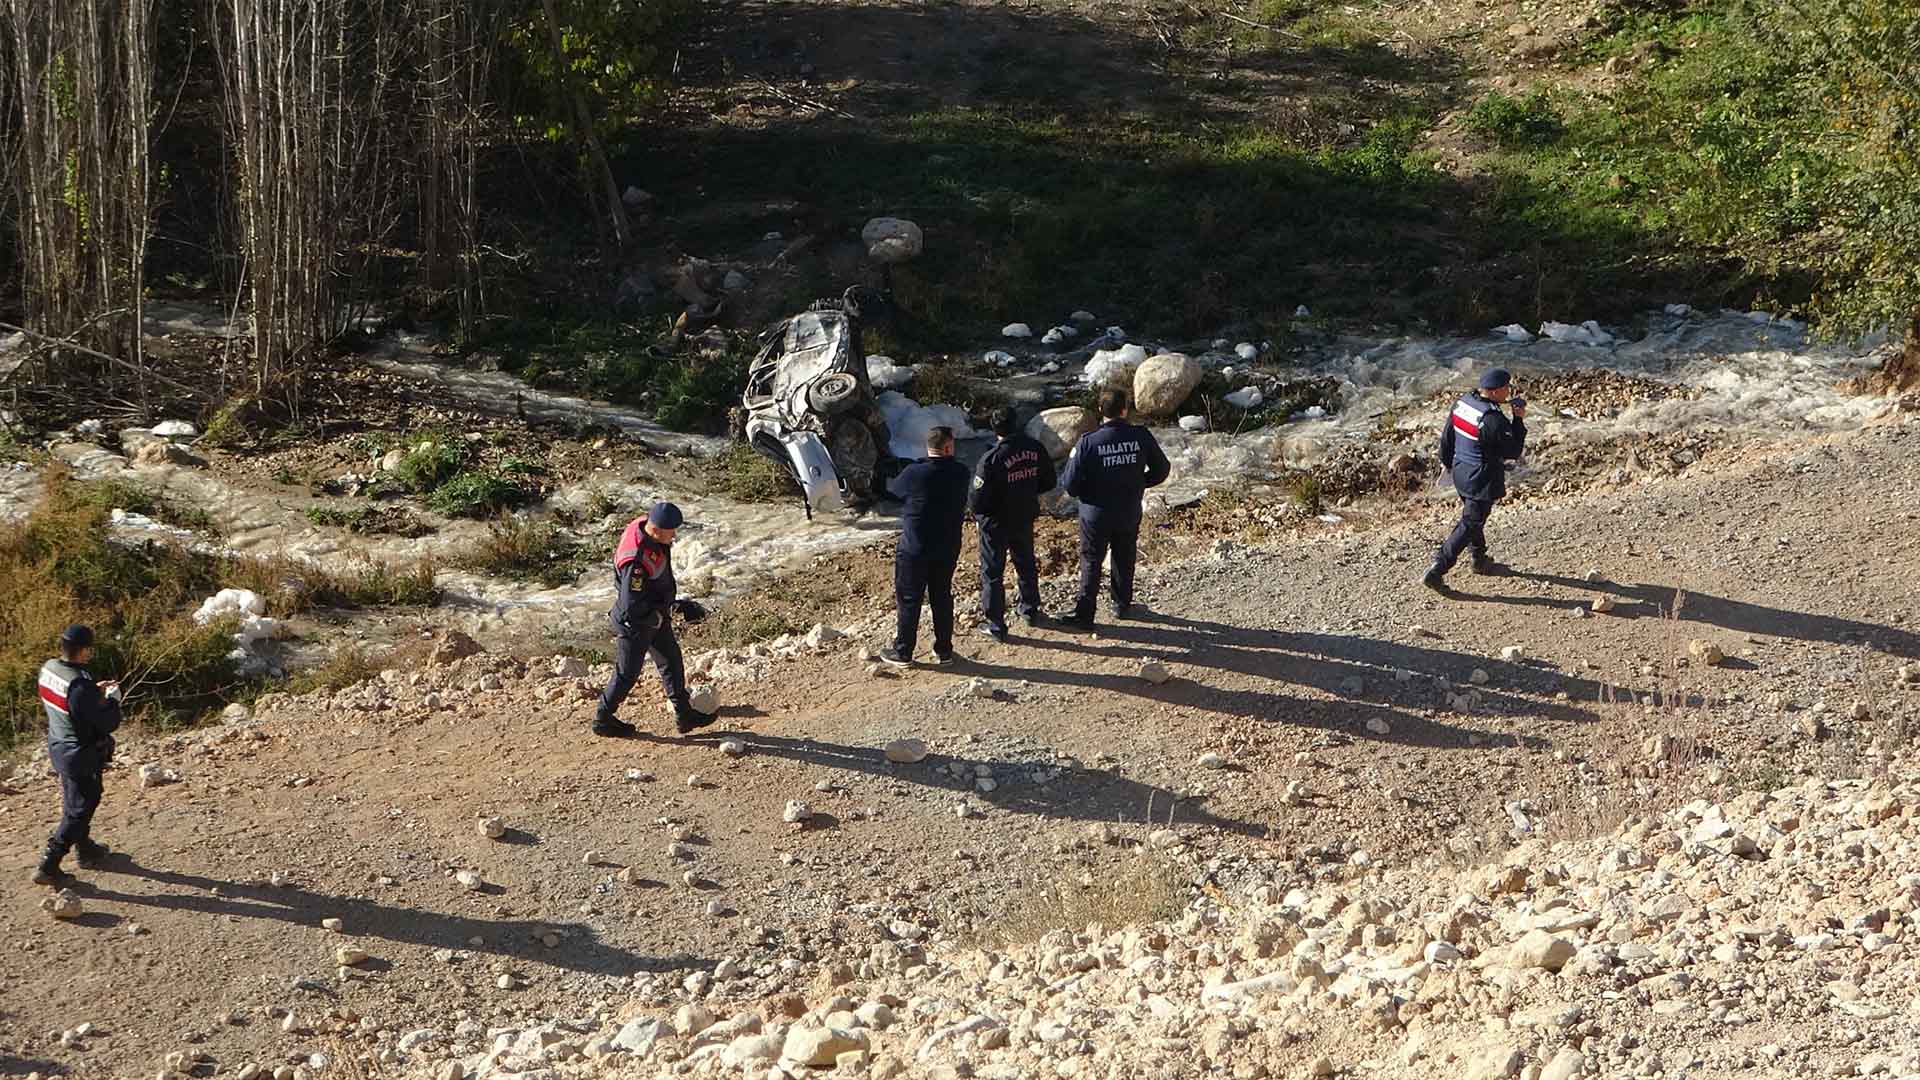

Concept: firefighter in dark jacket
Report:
left=1423, top=367, right=1528, bottom=592
left=881, top=426, right=971, bottom=666
left=971, top=407, right=1057, bottom=641
left=595, top=501, right=715, bottom=737
left=34, top=624, right=122, bottom=885
left=1060, top=389, right=1171, bottom=628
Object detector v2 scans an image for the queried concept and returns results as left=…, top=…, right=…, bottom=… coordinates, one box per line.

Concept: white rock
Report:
left=689, top=684, right=719, bottom=715
left=222, top=703, right=251, bottom=723
left=861, top=217, right=923, bottom=264
left=1001, top=323, right=1033, bottom=339
left=43, top=889, right=84, bottom=919
left=718, top=739, right=747, bottom=757
left=1140, top=661, right=1172, bottom=685
left=1540, top=1048, right=1584, bottom=1080
left=1178, top=415, right=1209, bottom=433
left=782, top=1025, right=868, bottom=1067
left=610, top=1018, right=671, bottom=1055
left=455, top=870, right=484, bottom=892
left=1505, top=929, right=1576, bottom=972
left=1083, top=343, right=1149, bottom=390
left=334, top=947, right=370, bottom=967
left=320, top=918, right=344, bottom=932
left=968, top=678, right=997, bottom=699
left=1197, top=752, right=1227, bottom=770
left=1224, top=386, right=1263, bottom=410
left=1499, top=646, right=1524, bottom=662
left=1234, top=342, right=1259, bottom=361
left=477, top=817, right=506, bottom=840
left=1591, top=594, right=1617, bottom=613
left=152, top=420, right=198, bottom=438
left=1365, top=717, right=1391, bottom=736
left=782, top=800, right=813, bottom=824
left=884, top=738, right=928, bottom=764
left=138, top=763, right=182, bottom=788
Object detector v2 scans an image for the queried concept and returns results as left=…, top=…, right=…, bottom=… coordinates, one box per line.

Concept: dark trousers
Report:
left=45, top=741, right=104, bottom=862
left=894, top=547, right=959, bottom=658
left=597, top=617, right=688, bottom=723
left=1074, top=515, right=1139, bottom=619
left=1435, top=497, right=1495, bottom=572
left=978, top=518, right=1041, bottom=632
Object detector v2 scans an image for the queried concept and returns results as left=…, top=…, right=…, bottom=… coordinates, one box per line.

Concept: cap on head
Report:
left=60, top=624, right=94, bottom=651
left=647, top=501, right=684, bottom=530
left=1478, top=368, right=1513, bottom=392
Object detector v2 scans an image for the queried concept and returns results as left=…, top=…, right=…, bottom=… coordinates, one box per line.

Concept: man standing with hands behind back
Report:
left=1061, top=389, right=1170, bottom=629
left=971, top=407, right=1056, bottom=641
left=881, top=426, right=971, bottom=667
left=1424, top=367, right=1527, bottom=592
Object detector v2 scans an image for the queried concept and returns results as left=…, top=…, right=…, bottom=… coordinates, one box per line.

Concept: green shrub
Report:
left=450, top=517, right=584, bottom=587
left=427, top=471, right=528, bottom=518
left=393, top=440, right=466, bottom=494
left=1466, top=91, right=1566, bottom=150
left=707, top=443, right=799, bottom=503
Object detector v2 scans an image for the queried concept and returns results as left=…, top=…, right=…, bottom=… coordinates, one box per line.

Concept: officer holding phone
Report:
left=1424, top=368, right=1528, bottom=592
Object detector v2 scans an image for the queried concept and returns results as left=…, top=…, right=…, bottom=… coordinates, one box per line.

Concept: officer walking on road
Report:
left=1423, top=367, right=1528, bottom=592
left=1061, top=389, right=1171, bottom=628
left=595, top=501, right=715, bottom=737
left=33, top=624, right=122, bottom=885
left=882, top=426, right=971, bottom=666
left=971, top=407, right=1056, bottom=641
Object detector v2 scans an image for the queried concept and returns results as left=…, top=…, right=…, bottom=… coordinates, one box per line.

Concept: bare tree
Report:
left=2, top=0, right=157, bottom=403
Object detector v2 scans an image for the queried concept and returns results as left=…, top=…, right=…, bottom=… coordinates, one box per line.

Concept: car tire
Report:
left=827, top=418, right=881, bottom=496
left=808, top=372, right=861, bottom=415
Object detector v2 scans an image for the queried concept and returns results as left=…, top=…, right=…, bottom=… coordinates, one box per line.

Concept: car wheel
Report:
left=827, top=418, right=880, bottom=496
left=808, top=371, right=861, bottom=415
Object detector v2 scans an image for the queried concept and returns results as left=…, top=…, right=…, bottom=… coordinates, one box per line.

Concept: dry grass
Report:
left=979, top=853, right=1185, bottom=947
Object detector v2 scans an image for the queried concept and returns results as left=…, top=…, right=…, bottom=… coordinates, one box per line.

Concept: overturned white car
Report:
left=742, top=287, right=896, bottom=515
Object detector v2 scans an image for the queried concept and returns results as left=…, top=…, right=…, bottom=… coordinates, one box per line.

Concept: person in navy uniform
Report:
left=1061, top=389, right=1170, bottom=628
left=596, top=501, right=715, bottom=737
left=971, top=407, right=1057, bottom=641
left=881, top=425, right=971, bottom=666
left=1424, top=367, right=1528, bottom=592
left=34, top=624, right=123, bottom=885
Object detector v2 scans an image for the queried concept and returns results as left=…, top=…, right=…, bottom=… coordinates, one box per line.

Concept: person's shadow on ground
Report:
left=65, top=853, right=706, bottom=978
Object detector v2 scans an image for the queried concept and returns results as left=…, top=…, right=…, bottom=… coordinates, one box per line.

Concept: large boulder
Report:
left=1132, top=353, right=1203, bottom=417
left=861, top=218, right=923, bottom=264
left=1028, top=407, right=1097, bottom=461
left=781, top=1026, right=868, bottom=1067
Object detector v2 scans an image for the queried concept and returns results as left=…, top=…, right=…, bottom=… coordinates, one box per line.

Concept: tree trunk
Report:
left=534, top=0, right=631, bottom=254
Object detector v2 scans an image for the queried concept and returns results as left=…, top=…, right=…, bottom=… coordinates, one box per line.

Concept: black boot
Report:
left=673, top=702, right=716, bottom=735
left=31, top=854, right=67, bottom=886
left=593, top=717, right=638, bottom=738
left=1421, top=564, right=1450, bottom=594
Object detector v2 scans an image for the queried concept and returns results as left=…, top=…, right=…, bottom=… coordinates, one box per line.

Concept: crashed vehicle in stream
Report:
left=741, top=286, right=897, bottom=515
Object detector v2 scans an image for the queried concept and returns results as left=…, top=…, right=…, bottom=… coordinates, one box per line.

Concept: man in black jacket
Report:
left=881, top=426, right=971, bottom=666
left=1061, top=390, right=1171, bottom=628
left=971, top=407, right=1057, bottom=641
left=596, top=501, right=714, bottom=737
left=1424, top=367, right=1528, bottom=592
left=34, top=624, right=122, bottom=885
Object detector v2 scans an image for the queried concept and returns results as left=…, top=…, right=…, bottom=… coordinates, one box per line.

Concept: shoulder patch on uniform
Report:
left=973, top=475, right=985, bottom=488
